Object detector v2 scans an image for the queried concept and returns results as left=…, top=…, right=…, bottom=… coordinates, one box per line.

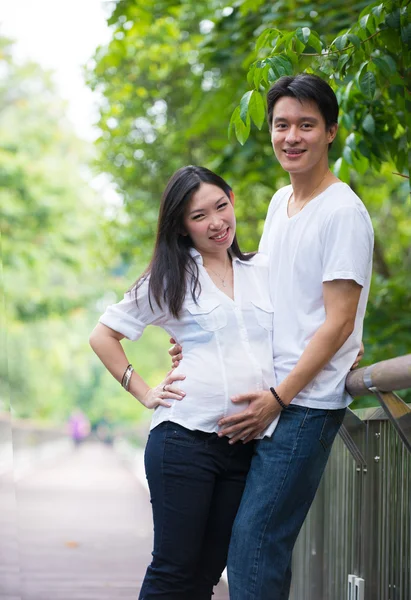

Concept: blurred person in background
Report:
left=68, top=409, right=91, bottom=447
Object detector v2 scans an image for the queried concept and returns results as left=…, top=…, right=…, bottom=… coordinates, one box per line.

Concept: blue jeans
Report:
left=227, top=404, right=346, bottom=600
left=139, top=421, right=255, bottom=600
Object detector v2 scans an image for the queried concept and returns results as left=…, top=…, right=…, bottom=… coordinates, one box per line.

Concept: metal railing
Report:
left=290, top=354, right=411, bottom=600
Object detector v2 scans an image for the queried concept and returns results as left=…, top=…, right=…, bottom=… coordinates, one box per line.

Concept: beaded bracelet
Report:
left=270, top=387, right=288, bottom=410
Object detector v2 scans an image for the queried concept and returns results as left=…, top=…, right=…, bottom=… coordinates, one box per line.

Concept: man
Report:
left=171, top=74, right=373, bottom=598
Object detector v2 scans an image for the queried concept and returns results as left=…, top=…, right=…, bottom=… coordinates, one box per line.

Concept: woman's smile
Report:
left=209, top=227, right=230, bottom=243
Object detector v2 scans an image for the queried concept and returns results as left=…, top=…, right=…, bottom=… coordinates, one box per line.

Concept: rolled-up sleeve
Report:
left=99, top=278, right=166, bottom=341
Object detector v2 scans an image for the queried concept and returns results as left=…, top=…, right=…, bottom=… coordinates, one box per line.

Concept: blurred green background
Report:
left=1, top=0, right=410, bottom=431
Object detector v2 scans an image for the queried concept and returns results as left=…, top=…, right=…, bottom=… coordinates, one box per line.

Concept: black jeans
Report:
left=139, top=421, right=255, bottom=600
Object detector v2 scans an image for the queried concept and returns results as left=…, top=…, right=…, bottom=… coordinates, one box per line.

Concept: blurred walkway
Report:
left=0, top=441, right=229, bottom=599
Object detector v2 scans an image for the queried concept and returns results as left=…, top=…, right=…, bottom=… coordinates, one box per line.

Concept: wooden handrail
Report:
left=344, top=354, right=411, bottom=455
left=346, top=354, right=411, bottom=397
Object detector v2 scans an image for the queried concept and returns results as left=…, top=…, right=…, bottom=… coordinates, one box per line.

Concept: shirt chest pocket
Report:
left=251, top=300, right=274, bottom=331
left=185, top=296, right=227, bottom=332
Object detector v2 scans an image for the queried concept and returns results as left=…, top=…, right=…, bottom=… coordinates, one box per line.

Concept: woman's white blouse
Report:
left=99, top=249, right=279, bottom=438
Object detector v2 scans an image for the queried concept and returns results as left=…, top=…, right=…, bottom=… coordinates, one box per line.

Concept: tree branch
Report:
left=300, top=31, right=381, bottom=57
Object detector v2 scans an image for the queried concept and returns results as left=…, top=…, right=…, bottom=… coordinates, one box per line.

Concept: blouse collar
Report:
left=188, top=246, right=253, bottom=266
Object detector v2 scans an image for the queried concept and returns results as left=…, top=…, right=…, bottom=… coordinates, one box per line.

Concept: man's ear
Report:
left=229, top=190, right=235, bottom=206
left=328, top=123, right=338, bottom=144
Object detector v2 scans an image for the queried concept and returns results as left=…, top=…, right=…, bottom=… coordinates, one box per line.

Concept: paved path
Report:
left=0, top=442, right=229, bottom=599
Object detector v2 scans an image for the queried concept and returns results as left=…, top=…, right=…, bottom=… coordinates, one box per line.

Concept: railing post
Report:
left=368, top=388, right=411, bottom=453
left=339, top=409, right=367, bottom=466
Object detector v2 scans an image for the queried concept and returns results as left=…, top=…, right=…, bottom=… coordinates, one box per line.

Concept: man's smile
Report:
left=284, top=149, right=306, bottom=155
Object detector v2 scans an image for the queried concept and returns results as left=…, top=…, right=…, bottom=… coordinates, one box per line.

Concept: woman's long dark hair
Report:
left=132, top=165, right=254, bottom=318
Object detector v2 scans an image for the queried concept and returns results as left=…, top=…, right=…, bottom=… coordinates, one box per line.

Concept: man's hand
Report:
left=218, top=390, right=282, bottom=444
left=350, top=341, right=364, bottom=370
left=169, top=338, right=183, bottom=369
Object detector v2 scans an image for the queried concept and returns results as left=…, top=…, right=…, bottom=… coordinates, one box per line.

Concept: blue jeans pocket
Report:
left=165, top=422, right=207, bottom=447
left=319, top=408, right=346, bottom=451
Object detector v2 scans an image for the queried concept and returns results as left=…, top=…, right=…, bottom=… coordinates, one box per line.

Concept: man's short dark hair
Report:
left=266, top=74, right=339, bottom=132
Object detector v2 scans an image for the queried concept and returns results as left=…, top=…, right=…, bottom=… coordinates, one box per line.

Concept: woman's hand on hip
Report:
left=141, top=370, right=186, bottom=409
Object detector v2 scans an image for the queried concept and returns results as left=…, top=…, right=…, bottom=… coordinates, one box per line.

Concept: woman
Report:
left=89, top=166, right=279, bottom=599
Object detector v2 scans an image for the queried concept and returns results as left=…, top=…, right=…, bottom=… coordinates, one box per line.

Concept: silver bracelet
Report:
left=121, top=364, right=134, bottom=391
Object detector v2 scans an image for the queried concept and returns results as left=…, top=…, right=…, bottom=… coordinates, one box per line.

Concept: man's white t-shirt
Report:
left=259, top=181, right=374, bottom=409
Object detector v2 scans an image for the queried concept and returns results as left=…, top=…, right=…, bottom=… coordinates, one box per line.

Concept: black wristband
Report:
left=270, top=387, right=288, bottom=410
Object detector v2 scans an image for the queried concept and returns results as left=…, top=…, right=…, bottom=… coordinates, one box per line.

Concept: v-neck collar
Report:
left=285, top=182, right=343, bottom=220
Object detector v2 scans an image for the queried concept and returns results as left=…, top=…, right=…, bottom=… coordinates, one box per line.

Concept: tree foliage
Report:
left=232, top=0, right=410, bottom=180
left=0, top=37, right=171, bottom=424
left=88, top=0, right=410, bottom=396
left=0, top=38, right=103, bottom=322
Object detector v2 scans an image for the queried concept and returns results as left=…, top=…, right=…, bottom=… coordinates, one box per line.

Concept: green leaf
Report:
left=359, top=14, right=371, bottom=30
left=352, top=152, right=369, bottom=175
left=253, top=63, right=265, bottom=89
left=337, top=54, right=350, bottom=72
left=346, top=132, right=357, bottom=150
left=359, top=71, right=376, bottom=99
left=341, top=112, right=353, bottom=130
left=270, top=32, right=286, bottom=52
left=228, top=106, right=240, bottom=140
left=301, top=27, right=311, bottom=44
left=371, top=3, right=384, bottom=18
left=283, top=31, right=296, bottom=52
left=401, top=23, right=411, bottom=46
left=255, top=28, right=278, bottom=53
left=372, top=57, right=389, bottom=76
left=354, top=61, right=369, bottom=87
left=335, top=34, right=348, bottom=51
left=381, top=55, right=397, bottom=74
left=234, top=110, right=251, bottom=146
left=296, top=38, right=307, bottom=53
left=363, top=113, right=376, bottom=135
left=385, top=9, right=401, bottom=30
left=307, top=33, right=323, bottom=54
left=266, top=67, right=276, bottom=85
left=343, top=79, right=354, bottom=103
left=247, top=64, right=256, bottom=87
left=296, top=27, right=311, bottom=45
left=359, top=13, right=376, bottom=34
left=347, top=34, right=361, bottom=48
left=358, top=140, right=372, bottom=159
left=379, top=27, right=403, bottom=50
left=343, top=145, right=353, bottom=165
left=239, top=90, right=253, bottom=125
left=249, top=90, right=265, bottom=130
left=287, top=49, right=299, bottom=66
left=267, top=55, right=293, bottom=78
left=333, top=157, right=350, bottom=182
